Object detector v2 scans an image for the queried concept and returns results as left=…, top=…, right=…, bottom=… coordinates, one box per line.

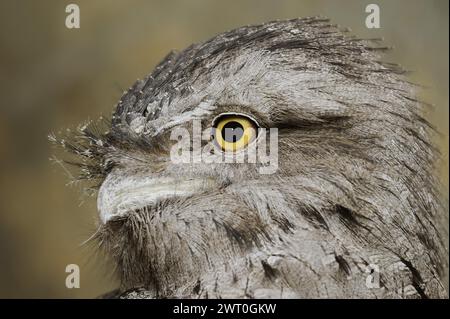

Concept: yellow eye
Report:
left=212, top=114, right=258, bottom=152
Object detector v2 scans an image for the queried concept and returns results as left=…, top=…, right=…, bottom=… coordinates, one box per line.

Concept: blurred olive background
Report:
left=0, top=0, right=448, bottom=298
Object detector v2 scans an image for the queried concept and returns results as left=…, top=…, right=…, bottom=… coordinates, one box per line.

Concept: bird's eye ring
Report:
left=211, top=113, right=258, bottom=152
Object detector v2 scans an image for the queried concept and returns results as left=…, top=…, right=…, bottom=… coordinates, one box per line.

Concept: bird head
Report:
left=52, top=18, right=447, bottom=298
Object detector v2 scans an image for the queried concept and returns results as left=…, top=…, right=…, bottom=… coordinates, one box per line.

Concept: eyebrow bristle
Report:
left=49, top=117, right=112, bottom=191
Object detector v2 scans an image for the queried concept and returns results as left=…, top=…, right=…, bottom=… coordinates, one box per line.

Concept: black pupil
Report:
left=221, top=121, right=244, bottom=143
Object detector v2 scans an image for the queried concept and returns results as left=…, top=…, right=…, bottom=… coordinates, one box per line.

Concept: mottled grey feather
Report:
left=53, top=17, right=448, bottom=298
